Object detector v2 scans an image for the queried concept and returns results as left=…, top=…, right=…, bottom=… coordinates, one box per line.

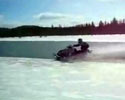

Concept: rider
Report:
left=74, top=38, right=89, bottom=52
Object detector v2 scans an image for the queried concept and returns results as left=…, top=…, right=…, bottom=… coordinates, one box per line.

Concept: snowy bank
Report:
left=0, top=35, right=125, bottom=42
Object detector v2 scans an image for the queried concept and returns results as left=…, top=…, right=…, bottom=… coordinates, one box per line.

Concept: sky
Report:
left=0, top=0, right=125, bottom=28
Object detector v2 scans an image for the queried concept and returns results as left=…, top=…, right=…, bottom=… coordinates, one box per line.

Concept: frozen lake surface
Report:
left=0, top=41, right=125, bottom=63
left=0, top=57, right=125, bottom=100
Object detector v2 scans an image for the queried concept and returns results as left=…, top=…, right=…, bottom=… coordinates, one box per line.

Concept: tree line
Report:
left=0, top=18, right=125, bottom=37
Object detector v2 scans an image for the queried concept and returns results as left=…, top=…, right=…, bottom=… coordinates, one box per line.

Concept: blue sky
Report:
left=0, top=0, right=125, bottom=27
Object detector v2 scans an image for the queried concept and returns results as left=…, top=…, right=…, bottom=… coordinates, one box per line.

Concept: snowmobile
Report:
left=54, top=42, right=90, bottom=61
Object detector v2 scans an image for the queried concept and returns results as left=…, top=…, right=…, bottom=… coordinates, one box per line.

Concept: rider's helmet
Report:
left=78, top=38, right=83, bottom=44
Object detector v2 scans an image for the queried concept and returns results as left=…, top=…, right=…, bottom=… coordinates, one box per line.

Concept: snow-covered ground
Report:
left=0, top=57, right=125, bottom=100
left=0, top=34, right=125, bottom=42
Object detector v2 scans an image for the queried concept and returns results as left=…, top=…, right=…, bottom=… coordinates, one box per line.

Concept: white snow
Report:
left=0, top=57, right=125, bottom=100
left=0, top=34, right=125, bottom=42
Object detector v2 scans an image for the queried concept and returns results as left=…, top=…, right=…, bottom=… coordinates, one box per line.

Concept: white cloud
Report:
left=0, top=15, right=26, bottom=28
left=33, top=12, right=67, bottom=20
left=0, top=14, right=7, bottom=28
left=0, top=13, right=84, bottom=28
left=0, top=15, right=3, bottom=18
left=33, top=12, right=84, bottom=26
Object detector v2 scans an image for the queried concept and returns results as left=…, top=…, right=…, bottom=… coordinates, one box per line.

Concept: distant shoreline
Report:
left=1, top=18, right=125, bottom=37
left=1, top=23, right=125, bottom=37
